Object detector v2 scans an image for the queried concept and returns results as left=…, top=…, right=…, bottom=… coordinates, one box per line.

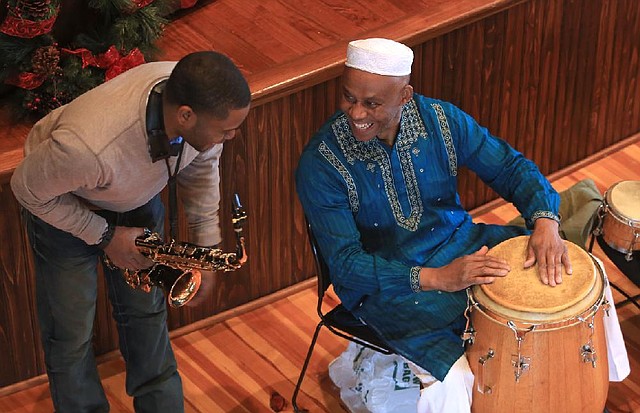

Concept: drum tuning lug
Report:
left=511, top=355, right=531, bottom=382
left=461, top=328, right=476, bottom=346
left=477, top=348, right=495, bottom=394
left=580, top=344, right=597, bottom=368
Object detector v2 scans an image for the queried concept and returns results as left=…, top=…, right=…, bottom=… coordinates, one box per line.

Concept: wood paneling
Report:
left=0, top=187, right=44, bottom=385
left=413, top=0, right=640, bottom=208
left=1, top=0, right=640, bottom=389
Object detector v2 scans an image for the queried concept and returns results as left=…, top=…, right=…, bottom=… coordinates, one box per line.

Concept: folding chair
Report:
left=291, top=221, right=393, bottom=413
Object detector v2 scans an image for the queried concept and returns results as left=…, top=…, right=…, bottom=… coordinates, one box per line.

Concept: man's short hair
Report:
left=165, top=51, right=251, bottom=119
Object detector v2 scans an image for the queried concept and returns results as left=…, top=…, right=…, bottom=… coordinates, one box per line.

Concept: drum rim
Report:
left=605, top=181, right=640, bottom=226
left=468, top=255, right=606, bottom=330
left=603, top=200, right=640, bottom=228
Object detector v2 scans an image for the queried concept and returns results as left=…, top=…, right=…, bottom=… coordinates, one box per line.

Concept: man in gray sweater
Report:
left=10, top=51, right=251, bottom=413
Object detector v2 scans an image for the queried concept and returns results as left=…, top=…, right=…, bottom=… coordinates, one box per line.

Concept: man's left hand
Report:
left=523, top=218, right=572, bottom=286
left=185, top=270, right=217, bottom=307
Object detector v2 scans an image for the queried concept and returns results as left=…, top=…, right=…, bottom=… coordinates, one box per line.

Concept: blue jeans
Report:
left=24, top=195, right=184, bottom=413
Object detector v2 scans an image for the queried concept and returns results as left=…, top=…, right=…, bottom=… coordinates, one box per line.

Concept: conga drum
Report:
left=466, top=236, right=609, bottom=413
left=594, top=180, right=640, bottom=261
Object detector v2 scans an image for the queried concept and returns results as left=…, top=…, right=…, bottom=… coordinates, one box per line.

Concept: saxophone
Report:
left=109, top=194, right=248, bottom=308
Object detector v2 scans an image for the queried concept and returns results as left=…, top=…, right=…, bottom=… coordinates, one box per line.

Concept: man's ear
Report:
left=401, top=84, right=414, bottom=104
left=176, top=105, right=196, bottom=127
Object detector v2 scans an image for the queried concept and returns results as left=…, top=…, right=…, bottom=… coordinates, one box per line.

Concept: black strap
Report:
left=165, top=142, right=184, bottom=240
left=146, top=80, right=184, bottom=240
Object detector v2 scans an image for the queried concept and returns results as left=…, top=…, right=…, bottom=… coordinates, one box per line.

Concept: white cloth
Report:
left=345, top=38, right=413, bottom=76
left=596, top=257, right=632, bottom=382
left=411, top=355, right=474, bottom=413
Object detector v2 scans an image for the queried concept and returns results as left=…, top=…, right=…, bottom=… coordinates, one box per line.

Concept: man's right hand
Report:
left=418, top=246, right=511, bottom=292
left=103, top=226, right=155, bottom=270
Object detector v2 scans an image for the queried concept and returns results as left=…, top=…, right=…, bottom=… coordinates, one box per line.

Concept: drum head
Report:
left=479, top=236, right=596, bottom=314
left=608, top=180, right=640, bottom=221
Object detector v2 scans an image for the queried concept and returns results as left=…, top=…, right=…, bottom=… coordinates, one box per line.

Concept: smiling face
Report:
left=339, top=67, right=413, bottom=147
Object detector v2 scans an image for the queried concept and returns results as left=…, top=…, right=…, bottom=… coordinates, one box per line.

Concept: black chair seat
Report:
left=324, top=305, right=390, bottom=350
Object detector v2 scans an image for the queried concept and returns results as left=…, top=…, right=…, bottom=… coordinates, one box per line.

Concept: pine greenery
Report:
left=0, top=0, right=172, bottom=119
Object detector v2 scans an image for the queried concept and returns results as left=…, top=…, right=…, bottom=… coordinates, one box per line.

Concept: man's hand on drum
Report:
left=419, top=246, right=511, bottom=292
left=524, top=217, right=572, bottom=286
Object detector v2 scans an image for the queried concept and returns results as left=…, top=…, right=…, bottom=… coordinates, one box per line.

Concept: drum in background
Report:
left=465, top=236, right=609, bottom=413
left=594, top=180, right=640, bottom=261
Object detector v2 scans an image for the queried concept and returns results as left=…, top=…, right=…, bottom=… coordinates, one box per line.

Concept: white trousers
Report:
left=411, top=355, right=474, bottom=413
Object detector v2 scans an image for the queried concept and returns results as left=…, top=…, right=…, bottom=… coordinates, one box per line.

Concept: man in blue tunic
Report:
left=295, top=38, right=570, bottom=411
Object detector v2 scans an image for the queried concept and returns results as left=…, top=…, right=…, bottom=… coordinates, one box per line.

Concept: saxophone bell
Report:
left=152, top=265, right=202, bottom=308
left=122, top=264, right=202, bottom=308
left=107, top=194, right=248, bottom=308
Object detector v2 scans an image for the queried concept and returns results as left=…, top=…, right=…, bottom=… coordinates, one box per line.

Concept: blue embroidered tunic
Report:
left=295, top=94, right=560, bottom=381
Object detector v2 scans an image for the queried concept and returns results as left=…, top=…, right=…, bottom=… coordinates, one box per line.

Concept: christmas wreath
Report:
left=0, top=0, right=189, bottom=119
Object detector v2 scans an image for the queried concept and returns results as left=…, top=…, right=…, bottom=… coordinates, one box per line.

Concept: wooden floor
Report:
left=1, top=143, right=639, bottom=413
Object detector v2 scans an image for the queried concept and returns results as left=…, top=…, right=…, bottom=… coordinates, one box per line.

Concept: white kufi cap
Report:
left=345, top=38, right=414, bottom=76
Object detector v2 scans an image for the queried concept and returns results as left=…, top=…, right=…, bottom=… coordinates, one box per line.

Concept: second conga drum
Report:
left=466, top=236, right=608, bottom=413
left=598, top=180, right=640, bottom=259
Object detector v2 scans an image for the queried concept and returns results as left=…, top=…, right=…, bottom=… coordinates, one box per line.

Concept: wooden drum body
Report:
left=466, top=236, right=609, bottom=413
left=597, top=180, right=640, bottom=258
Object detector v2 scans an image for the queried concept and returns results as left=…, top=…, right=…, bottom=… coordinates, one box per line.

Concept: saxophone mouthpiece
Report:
left=231, top=193, right=248, bottom=262
left=232, top=193, right=248, bottom=230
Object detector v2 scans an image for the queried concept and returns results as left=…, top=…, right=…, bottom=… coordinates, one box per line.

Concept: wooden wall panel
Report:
left=0, top=187, right=45, bottom=385
left=413, top=0, right=640, bottom=209
left=1, top=0, right=639, bottom=388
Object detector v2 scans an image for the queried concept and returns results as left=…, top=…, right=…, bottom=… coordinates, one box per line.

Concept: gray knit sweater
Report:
left=11, top=62, right=223, bottom=247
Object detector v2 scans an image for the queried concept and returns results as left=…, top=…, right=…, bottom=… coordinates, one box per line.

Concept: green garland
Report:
left=0, top=0, right=172, bottom=119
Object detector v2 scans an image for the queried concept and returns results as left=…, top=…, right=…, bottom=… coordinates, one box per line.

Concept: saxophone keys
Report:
left=123, top=268, right=144, bottom=290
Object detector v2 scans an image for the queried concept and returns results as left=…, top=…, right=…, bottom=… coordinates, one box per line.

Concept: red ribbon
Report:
left=0, top=11, right=59, bottom=39
left=104, top=48, right=145, bottom=80
left=4, top=71, right=46, bottom=90
left=62, top=46, right=146, bottom=81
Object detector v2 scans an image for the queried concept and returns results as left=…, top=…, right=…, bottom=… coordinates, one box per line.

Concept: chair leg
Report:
left=609, top=281, right=640, bottom=311
left=292, top=320, right=325, bottom=413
